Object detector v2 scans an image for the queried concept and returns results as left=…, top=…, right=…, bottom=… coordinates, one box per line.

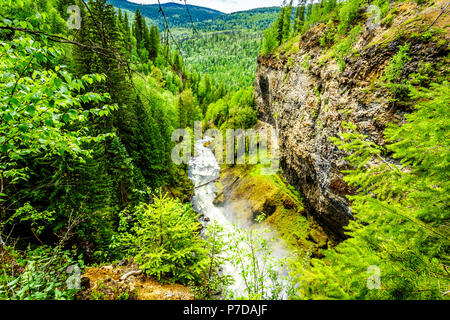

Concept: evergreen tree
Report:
left=118, top=8, right=123, bottom=25
left=133, top=8, right=144, bottom=49
left=142, top=22, right=151, bottom=55
left=172, top=50, right=183, bottom=72
left=324, top=0, right=337, bottom=14
left=148, top=24, right=161, bottom=61
left=178, top=88, right=197, bottom=128
left=275, top=6, right=285, bottom=44
left=305, top=1, right=313, bottom=23
left=282, top=1, right=293, bottom=41
left=294, top=0, right=306, bottom=34
left=198, top=75, right=212, bottom=115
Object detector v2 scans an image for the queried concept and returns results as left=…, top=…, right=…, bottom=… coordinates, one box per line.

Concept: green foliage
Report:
left=262, top=24, right=279, bottom=56
left=0, top=38, right=114, bottom=189
left=115, top=193, right=208, bottom=285
left=190, top=222, right=234, bottom=300
left=331, top=25, right=361, bottom=71
left=373, top=0, right=391, bottom=20
left=293, top=0, right=307, bottom=35
left=0, top=246, right=83, bottom=300
left=227, top=222, right=294, bottom=300
left=261, top=0, right=362, bottom=54
left=383, top=43, right=411, bottom=83
left=194, top=7, right=282, bottom=32
left=296, top=81, right=450, bottom=299
left=320, top=21, right=337, bottom=48
left=181, top=31, right=262, bottom=92
left=338, top=0, right=363, bottom=34
left=205, top=87, right=257, bottom=130
left=177, top=88, right=201, bottom=128
left=301, top=54, right=312, bottom=70
left=0, top=26, right=119, bottom=252
left=282, top=2, right=293, bottom=42
left=274, top=3, right=294, bottom=45
left=1, top=0, right=193, bottom=268
left=382, top=43, right=412, bottom=101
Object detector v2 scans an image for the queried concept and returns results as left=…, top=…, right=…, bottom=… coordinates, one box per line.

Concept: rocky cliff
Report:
left=254, top=1, right=449, bottom=239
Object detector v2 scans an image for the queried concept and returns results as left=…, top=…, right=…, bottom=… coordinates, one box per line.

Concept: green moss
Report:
left=266, top=207, right=312, bottom=248
left=287, top=56, right=296, bottom=69
left=301, top=54, right=312, bottom=71
left=314, top=86, right=321, bottom=104
left=383, top=13, right=396, bottom=26
left=224, top=164, right=324, bottom=251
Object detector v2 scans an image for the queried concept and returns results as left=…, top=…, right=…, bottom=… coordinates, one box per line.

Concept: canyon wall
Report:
left=254, top=2, right=449, bottom=239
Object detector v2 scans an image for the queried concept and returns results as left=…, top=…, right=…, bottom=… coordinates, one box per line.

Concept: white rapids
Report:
left=188, top=137, right=292, bottom=299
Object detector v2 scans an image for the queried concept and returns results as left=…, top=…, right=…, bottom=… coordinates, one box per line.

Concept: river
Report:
left=188, top=137, right=292, bottom=299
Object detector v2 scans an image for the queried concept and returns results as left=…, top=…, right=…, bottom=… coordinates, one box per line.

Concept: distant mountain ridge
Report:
left=108, top=0, right=281, bottom=31
left=108, top=0, right=224, bottom=26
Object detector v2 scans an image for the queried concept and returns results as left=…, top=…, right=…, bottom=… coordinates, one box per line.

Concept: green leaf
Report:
left=6, top=81, right=15, bottom=89
left=3, top=113, right=13, bottom=122
left=68, top=109, right=77, bottom=118
left=62, top=114, right=70, bottom=124
left=25, top=105, right=36, bottom=115
left=53, top=78, right=63, bottom=88
left=18, top=124, right=28, bottom=132
left=44, top=118, right=54, bottom=127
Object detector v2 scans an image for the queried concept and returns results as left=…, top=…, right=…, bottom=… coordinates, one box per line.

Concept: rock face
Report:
left=254, top=2, right=449, bottom=239
left=214, top=165, right=331, bottom=255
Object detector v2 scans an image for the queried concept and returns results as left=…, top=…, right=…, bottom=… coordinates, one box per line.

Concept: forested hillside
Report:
left=107, top=0, right=224, bottom=29
left=0, top=0, right=448, bottom=303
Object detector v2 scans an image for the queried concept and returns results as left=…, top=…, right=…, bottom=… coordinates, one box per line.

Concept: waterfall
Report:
left=188, top=137, right=292, bottom=299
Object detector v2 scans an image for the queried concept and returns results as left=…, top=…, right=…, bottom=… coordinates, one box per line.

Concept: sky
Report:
left=126, top=0, right=284, bottom=14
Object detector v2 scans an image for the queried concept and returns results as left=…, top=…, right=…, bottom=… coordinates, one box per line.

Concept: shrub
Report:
left=115, top=193, right=208, bottom=285
left=190, top=222, right=234, bottom=300
left=0, top=246, right=82, bottom=300
left=382, top=43, right=412, bottom=101
left=262, top=24, right=278, bottom=56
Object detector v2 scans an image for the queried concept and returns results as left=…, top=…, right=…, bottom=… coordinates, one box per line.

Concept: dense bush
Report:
left=0, top=246, right=83, bottom=300
left=114, top=193, right=208, bottom=284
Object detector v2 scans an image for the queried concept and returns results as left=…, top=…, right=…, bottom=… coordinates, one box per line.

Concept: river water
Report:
left=188, top=137, right=292, bottom=299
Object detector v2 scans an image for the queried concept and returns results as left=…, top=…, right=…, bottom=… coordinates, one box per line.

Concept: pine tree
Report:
left=148, top=25, right=161, bottom=61
left=294, top=0, right=306, bottom=34
left=143, top=22, right=151, bottom=54
left=133, top=8, right=144, bottom=49
left=172, top=50, right=183, bottom=71
left=178, top=88, right=197, bottom=128
left=324, top=0, right=337, bottom=14
left=71, top=0, right=173, bottom=191
left=118, top=8, right=123, bottom=25
left=305, top=1, right=313, bottom=23
left=275, top=7, right=285, bottom=44
left=122, top=11, right=132, bottom=54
